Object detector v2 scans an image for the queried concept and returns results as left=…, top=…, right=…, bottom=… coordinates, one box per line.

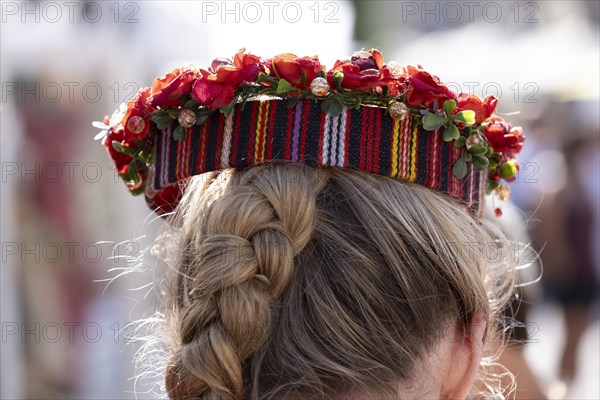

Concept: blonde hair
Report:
left=156, top=163, right=516, bottom=399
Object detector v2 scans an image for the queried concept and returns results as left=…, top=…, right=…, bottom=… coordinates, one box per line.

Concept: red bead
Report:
left=495, top=208, right=503, bottom=217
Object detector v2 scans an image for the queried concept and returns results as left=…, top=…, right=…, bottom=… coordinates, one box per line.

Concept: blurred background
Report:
left=1, top=1, right=598, bottom=399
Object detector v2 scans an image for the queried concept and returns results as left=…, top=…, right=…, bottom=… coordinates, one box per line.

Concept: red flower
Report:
left=456, top=93, right=498, bottom=123
left=270, top=53, right=324, bottom=90
left=484, top=115, right=526, bottom=157
left=122, top=87, right=152, bottom=141
left=104, top=127, right=132, bottom=175
left=191, top=48, right=263, bottom=109
left=151, top=183, right=182, bottom=215
left=148, top=66, right=199, bottom=108
left=326, top=49, right=399, bottom=92
left=405, top=65, right=456, bottom=109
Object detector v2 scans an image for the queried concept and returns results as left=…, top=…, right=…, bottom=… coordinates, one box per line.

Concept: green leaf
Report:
left=220, top=98, right=237, bottom=117
left=453, top=136, right=466, bottom=148
left=486, top=180, right=500, bottom=195
left=443, top=99, right=457, bottom=116
left=467, top=143, right=487, bottom=155
left=137, top=149, right=152, bottom=163
left=195, top=113, right=211, bottom=126
left=452, top=158, right=468, bottom=179
left=112, top=140, right=124, bottom=153
left=130, top=186, right=145, bottom=196
left=118, top=172, right=131, bottom=182
left=321, top=97, right=344, bottom=117
left=472, top=155, right=489, bottom=170
left=240, top=96, right=249, bottom=111
left=452, top=110, right=476, bottom=125
left=167, top=109, right=181, bottom=119
left=150, top=111, right=171, bottom=123
left=173, top=125, right=186, bottom=141
left=463, top=152, right=472, bottom=162
left=153, top=115, right=174, bottom=130
left=194, top=107, right=210, bottom=116
left=113, top=141, right=137, bottom=155
left=442, top=124, right=460, bottom=142
left=150, top=109, right=169, bottom=118
left=127, top=160, right=139, bottom=181
left=277, top=79, right=295, bottom=94
left=286, top=97, right=299, bottom=108
left=184, top=99, right=198, bottom=110
left=241, top=85, right=256, bottom=95
left=316, top=70, right=326, bottom=79
left=422, top=114, right=447, bottom=131
left=300, top=70, right=308, bottom=86
left=257, top=72, right=274, bottom=83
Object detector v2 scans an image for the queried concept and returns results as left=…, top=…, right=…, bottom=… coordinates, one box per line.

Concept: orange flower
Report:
left=148, top=66, right=199, bottom=108
left=456, top=93, right=498, bottom=123
left=192, top=48, right=263, bottom=108
left=270, top=53, right=324, bottom=90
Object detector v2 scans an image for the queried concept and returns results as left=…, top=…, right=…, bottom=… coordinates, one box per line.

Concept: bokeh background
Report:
left=1, top=1, right=598, bottom=399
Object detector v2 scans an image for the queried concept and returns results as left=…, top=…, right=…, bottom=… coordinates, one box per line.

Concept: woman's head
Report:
left=159, top=163, right=515, bottom=399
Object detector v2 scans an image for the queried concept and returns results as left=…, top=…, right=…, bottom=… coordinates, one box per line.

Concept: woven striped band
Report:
left=147, top=98, right=484, bottom=213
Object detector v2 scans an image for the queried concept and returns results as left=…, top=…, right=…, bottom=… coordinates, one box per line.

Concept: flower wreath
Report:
left=94, top=48, right=524, bottom=216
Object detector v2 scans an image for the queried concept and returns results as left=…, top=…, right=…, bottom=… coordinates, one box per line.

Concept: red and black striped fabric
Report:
left=149, top=98, right=484, bottom=213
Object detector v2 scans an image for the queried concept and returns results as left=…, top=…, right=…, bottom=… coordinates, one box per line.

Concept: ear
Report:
left=440, top=311, right=488, bottom=400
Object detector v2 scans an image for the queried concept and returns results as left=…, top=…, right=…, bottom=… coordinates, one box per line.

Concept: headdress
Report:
left=94, top=48, right=524, bottom=217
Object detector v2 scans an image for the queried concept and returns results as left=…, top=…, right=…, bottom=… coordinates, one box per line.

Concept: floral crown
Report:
left=94, top=48, right=524, bottom=217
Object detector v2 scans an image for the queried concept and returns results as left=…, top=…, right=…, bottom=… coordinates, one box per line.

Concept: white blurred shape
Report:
left=529, top=150, right=568, bottom=194
left=395, top=13, right=599, bottom=102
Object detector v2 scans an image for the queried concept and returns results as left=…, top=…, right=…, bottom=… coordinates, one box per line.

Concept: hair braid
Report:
left=164, top=165, right=328, bottom=399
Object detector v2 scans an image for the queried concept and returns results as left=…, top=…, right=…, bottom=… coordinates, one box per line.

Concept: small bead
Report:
left=386, top=61, right=404, bottom=79
left=465, top=134, right=483, bottom=150
left=310, top=77, right=331, bottom=97
left=178, top=109, right=197, bottom=128
left=497, top=184, right=511, bottom=201
left=126, top=115, right=146, bottom=135
left=494, top=208, right=503, bottom=217
left=389, top=102, right=409, bottom=121
left=352, top=50, right=372, bottom=59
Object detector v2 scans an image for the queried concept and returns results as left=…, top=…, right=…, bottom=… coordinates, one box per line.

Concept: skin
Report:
left=439, top=311, right=488, bottom=399
left=341, top=311, right=488, bottom=400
